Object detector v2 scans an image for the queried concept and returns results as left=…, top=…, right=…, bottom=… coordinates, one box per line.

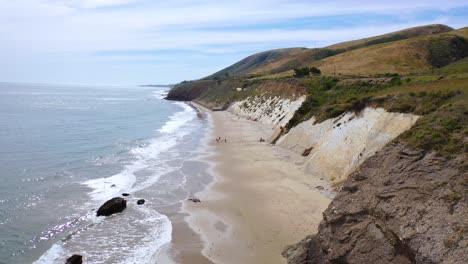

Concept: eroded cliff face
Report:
left=228, top=95, right=305, bottom=128
left=284, top=142, right=467, bottom=264
left=276, top=108, right=419, bottom=183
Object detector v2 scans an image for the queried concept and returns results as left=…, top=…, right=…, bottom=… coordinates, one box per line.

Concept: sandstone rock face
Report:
left=228, top=95, right=306, bottom=128
left=277, top=108, right=419, bottom=182
left=96, top=197, right=127, bottom=217
left=285, top=143, right=467, bottom=264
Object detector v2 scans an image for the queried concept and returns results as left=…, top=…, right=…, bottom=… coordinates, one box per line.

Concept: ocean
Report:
left=0, top=83, right=209, bottom=263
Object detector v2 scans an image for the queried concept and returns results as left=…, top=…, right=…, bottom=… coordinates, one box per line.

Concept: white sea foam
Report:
left=35, top=210, right=172, bottom=264
left=33, top=244, right=65, bottom=264
left=36, top=101, right=197, bottom=264
left=83, top=101, right=196, bottom=202
left=159, top=102, right=195, bottom=134
left=151, top=89, right=170, bottom=99
left=115, top=207, right=172, bottom=264
left=83, top=169, right=137, bottom=201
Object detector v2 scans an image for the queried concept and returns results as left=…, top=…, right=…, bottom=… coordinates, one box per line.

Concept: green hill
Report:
left=326, top=24, right=453, bottom=51
left=307, top=28, right=468, bottom=76
left=434, top=56, right=468, bottom=74
left=209, top=24, right=454, bottom=78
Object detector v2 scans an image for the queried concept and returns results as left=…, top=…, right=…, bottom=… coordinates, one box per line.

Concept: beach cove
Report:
left=174, top=105, right=333, bottom=264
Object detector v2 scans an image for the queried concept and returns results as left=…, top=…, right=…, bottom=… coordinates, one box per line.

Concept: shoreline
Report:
left=155, top=103, right=214, bottom=264
left=180, top=106, right=332, bottom=264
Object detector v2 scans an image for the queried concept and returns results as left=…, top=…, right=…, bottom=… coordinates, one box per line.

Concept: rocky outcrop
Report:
left=166, top=80, right=216, bottom=101
left=277, top=107, right=419, bottom=182
left=96, top=197, right=127, bottom=216
left=285, top=142, right=467, bottom=264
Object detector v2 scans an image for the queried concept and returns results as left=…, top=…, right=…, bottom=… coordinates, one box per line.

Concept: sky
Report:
left=0, top=0, right=467, bottom=85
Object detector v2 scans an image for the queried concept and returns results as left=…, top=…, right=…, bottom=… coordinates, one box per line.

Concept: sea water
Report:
left=0, top=83, right=208, bottom=263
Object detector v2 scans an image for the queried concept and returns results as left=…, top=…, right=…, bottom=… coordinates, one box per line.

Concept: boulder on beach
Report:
left=137, top=199, right=145, bottom=205
left=66, top=254, right=83, bottom=264
left=96, top=197, right=127, bottom=216
left=122, top=193, right=130, bottom=197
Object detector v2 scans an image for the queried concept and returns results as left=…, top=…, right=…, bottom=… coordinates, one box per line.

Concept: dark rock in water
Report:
left=188, top=198, right=201, bottom=203
left=122, top=193, right=130, bottom=197
left=66, top=254, right=82, bottom=264
left=137, top=199, right=145, bottom=205
left=96, top=197, right=126, bottom=216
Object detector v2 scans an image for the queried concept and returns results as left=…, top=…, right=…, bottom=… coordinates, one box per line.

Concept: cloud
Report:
left=72, top=0, right=140, bottom=9
left=0, top=0, right=467, bottom=84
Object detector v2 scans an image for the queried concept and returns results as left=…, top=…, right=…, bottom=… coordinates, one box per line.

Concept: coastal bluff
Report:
left=166, top=23, right=468, bottom=264
left=166, top=82, right=466, bottom=263
left=284, top=142, right=467, bottom=263
left=276, top=107, right=419, bottom=183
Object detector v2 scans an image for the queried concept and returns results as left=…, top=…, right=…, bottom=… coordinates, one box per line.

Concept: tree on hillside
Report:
left=310, top=67, right=321, bottom=75
left=294, top=67, right=310, bottom=77
left=294, top=67, right=321, bottom=77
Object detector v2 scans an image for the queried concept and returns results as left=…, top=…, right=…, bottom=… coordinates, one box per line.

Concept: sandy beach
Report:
left=181, top=108, right=332, bottom=264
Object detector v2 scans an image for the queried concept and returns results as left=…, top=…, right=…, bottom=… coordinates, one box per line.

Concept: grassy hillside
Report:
left=167, top=78, right=306, bottom=109
left=209, top=24, right=455, bottom=78
left=327, top=24, right=452, bottom=51
left=284, top=75, right=467, bottom=157
left=433, top=57, right=468, bottom=74
left=451, top=26, right=468, bottom=38
left=208, top=48, right=309, bottom=78
left=304, top=29, right=468, bottom=76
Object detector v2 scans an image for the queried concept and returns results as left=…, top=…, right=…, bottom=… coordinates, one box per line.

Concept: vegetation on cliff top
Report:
left=285, top=73, right=467, bottom=158
left=398, top=99, right=467, bottom=159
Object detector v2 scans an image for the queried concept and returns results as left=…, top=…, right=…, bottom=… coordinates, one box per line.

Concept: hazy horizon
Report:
left=1, top=0, right=467, bottom=85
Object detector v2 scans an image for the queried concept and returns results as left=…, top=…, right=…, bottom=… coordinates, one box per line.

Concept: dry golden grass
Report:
left=246, top=25, right=462, bottom=77
left=210, top=25, right=467, bottom=79
left=312, top=39, right=432, bottom=76
left=451, top=27, right=468, bottom=38
left=300, top=28, right=468, bottom=76
left=326, top=24, right=452, bottom=51
left=247, top=49, right=309, bottom=75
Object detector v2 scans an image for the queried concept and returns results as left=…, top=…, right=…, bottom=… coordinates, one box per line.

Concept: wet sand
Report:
left=180, top=109, right=332, bottom=264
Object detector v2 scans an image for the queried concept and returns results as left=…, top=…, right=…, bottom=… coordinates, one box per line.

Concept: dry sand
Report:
left=181, top=109, right=332, bottom=264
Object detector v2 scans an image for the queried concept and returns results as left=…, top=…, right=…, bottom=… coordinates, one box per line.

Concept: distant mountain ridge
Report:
left=208, top=24, right=457, bottom=78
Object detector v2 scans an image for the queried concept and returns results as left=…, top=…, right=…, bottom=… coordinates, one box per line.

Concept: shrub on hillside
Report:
left=428, top=36, right=468, bottom=68
left=293, top=67, right=321, bottom=78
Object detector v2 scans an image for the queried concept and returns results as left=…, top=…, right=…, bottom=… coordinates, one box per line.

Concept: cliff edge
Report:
left=284, top=142, right=467, bottom=264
